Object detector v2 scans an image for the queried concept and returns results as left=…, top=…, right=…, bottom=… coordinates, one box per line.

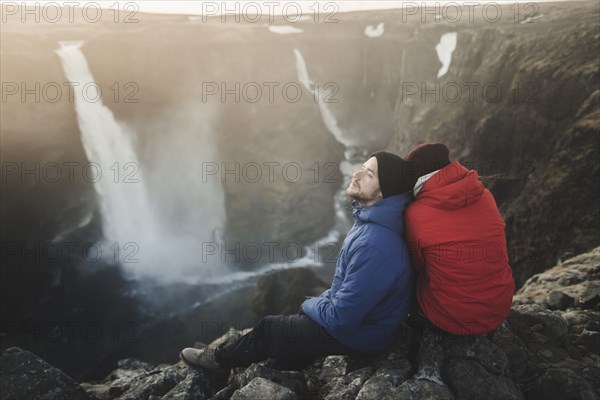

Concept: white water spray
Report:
left=55, top=41, right=226, bottom=282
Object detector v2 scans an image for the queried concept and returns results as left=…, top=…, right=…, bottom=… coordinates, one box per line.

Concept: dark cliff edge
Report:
left=1, top=247, right=599, bottom=400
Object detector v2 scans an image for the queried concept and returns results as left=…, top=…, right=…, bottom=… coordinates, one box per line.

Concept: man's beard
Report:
left=347, top=185, right=379, bottom=205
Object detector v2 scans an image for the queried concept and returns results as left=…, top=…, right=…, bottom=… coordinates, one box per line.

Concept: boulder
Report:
left=252, top=267, right=329, bottom=317
left=81, top=358, right=223, bottom=400
left=508, top=304, right=569, bottom=346
left=0, top=347, right=95, bottom=400
left=318, top=356, right=348, bottom=381
left=395, top=379, right=455, bottom=400
left=514, top=248, right=600, bottom=357
left=230, top=377, right=297, bottom=400
left=522, top=368, right=598, bottom=400
left=321, top=366, right=374, bottom=400
left=443, top=344, right=523, bottom=400
left=514, top=246, right=600, bottom=310
left=228, top=363, right=307, bottom=395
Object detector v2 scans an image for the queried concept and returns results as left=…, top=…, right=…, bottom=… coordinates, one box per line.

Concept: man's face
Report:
left=346, top=157, right=383, bottom=206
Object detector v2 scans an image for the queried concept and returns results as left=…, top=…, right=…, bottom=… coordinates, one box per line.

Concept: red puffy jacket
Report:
left=405, top=162, right=515, bottom=335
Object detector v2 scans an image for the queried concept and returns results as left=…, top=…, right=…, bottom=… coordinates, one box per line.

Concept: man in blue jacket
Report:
left=180, top=152, right=417, bottom=370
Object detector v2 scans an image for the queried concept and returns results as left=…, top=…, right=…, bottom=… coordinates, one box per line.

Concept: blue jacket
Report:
left=301, top=194, right=414, bottom=353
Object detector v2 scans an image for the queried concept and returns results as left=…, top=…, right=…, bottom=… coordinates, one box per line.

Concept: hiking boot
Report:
left=179, top=347, right=227, bottom=371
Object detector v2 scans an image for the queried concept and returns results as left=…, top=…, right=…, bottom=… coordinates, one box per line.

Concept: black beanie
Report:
left=369, top=151, right=418, bottom=198
left=405, top=143, right=451, bottom=177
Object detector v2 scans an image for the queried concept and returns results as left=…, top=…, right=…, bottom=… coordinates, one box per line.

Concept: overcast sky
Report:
left=7, top=1, right=558, bottom=16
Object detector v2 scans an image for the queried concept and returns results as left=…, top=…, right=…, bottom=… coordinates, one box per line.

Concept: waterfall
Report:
left=294, top=48, right=357, bottom=149
left=55, top=41, right=157, bottom=244
left=55, top=41, right=226, bottom=283
left=293, top=48, right=368, bottom=245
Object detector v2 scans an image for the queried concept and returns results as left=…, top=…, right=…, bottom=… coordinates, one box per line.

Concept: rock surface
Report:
left=514, top=246, right=600, bottom=357
left=230, top=377, right=298, bottom=400
left=514, top=246, right=600, bottom=312
left=3, top=248, right=600, bottom=399
left=0, top=347, right=95, bottom=400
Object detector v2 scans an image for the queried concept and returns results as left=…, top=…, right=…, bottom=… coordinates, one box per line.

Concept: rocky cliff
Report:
left=1, top=247, right=599, bottom=400
left=1, top=0, right=599, bottom=387
left=385, top=1, right=600, bottom=286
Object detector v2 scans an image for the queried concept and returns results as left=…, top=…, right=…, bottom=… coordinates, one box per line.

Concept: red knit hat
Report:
left=405, top=143, right=451, bottom=176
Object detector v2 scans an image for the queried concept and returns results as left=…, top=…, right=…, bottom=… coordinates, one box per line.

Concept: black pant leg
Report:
left=215, top=314, right=364, bottom=368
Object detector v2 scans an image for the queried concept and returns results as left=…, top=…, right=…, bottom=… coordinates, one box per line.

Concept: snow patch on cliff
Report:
left=436, top=32, right=457, bottom=78
left=268, top=25, right=303, bottom=34
left=364, top=22, right=384, bottom=38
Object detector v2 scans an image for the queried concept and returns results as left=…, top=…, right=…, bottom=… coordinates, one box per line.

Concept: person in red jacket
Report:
left=404, top=143, right=515, bottom=336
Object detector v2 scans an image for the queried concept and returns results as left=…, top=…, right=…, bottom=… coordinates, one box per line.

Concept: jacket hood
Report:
left=352, top=193, right=412, bottom=234
left=416, top=161, right=484, bottom=210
